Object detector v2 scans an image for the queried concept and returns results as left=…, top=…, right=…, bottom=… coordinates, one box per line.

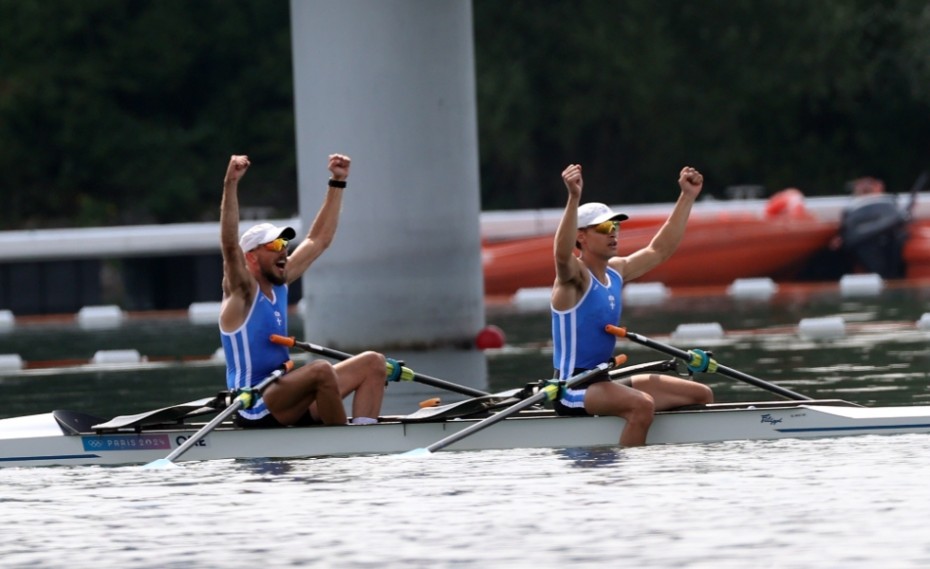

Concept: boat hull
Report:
left=483, top=198, right=930, bottom=295
left=482, top=217, right=839, bottom=294
left=3, top=401, right=930, bottom=468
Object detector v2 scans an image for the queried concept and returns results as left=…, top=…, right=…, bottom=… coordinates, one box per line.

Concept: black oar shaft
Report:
left=162, top=399, right=245, bottom=463
left=155, top=364, right=289, bottom=466
left=421, top=364, right=610, bottom=454
left=708, top=361, right=809, bottom=401
left=609, top=326, right=810, bottom=401
left=424, top=392, right=544, bottom=453
left=277, top=336, right=488, bottom=398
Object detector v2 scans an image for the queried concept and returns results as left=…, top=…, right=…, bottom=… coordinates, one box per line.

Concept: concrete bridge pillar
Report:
left=290, top=0, right=484, bottom=352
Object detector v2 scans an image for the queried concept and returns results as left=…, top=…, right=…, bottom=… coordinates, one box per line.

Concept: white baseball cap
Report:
left=577, top=202, right=629, bottom=228
left=239, top=223, right=296, bottom=251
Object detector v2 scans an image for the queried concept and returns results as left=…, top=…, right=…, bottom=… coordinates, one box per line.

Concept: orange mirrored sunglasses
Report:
left=590, top=220, right=620, bottom=234
left=262, top=238, right=289, bottom=252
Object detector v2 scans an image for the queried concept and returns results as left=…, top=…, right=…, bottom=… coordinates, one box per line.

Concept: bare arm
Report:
left=285, top=154, right=351, bottom=281
left=551, top=164, right=588, bottom=310
left=219, top=155, right=255, bottom=330
left=610, top=166, right=703, bottom=281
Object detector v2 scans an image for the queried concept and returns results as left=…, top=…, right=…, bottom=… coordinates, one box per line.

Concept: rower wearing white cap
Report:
left=551, top=164, right=714, bottom=446
left=219, top=153, right=386, bottom=429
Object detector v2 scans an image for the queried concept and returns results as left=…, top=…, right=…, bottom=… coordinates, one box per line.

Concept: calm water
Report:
left=2, top=284, right=930, bottom=568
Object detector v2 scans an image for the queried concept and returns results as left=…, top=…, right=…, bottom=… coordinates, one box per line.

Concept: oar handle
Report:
left=606, top=326, right=692, bottom=360
left=271, top=334, right=351, bottom=360
left=605, top=325, right=811, bottom=401
left=269, top=335, right=489, bottom=398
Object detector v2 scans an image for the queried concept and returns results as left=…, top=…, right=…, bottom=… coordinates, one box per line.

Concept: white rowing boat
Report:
left=3, top=328, right=925, bottom=468
left=2, top=397, right=930, bottom=468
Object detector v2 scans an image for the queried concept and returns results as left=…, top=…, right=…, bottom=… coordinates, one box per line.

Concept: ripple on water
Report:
left=3, top=435, right=930, bottom=568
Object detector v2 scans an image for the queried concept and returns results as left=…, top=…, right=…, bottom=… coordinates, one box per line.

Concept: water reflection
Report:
left=555, top=446, right=625, bottom=468
left=237, top=458, right=295, bottom=477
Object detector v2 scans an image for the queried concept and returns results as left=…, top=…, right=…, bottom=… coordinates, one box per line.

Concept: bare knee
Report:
left=697, top=384, right=714, bottom=404
left=263, top=360, right=340, bottom=424
left=626, top=394, right=656, bottom=428
left=357, top=351, right=386, bottom=381
left=304, top=360, right=338, bottom=390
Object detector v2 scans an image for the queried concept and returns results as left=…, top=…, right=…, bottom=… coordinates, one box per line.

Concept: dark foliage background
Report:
left=1, top=0, right=928, bottom=228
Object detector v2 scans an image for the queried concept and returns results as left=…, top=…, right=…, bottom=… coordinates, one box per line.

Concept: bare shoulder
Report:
left=552, top=258, right=589, bottom=311
left=219, top=281, right=254, bottom=333
left=607, top=255, right=630, bottom=278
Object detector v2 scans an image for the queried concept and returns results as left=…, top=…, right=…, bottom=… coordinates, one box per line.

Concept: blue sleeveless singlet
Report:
left=220, top=284, right=290, bottom=420
left=551, top=267, right=623, bottom=410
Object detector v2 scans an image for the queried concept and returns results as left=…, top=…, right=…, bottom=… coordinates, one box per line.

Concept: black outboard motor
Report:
left=839, top=194, right=909, bottom=278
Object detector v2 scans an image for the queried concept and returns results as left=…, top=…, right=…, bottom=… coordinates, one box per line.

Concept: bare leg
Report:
left=263, top=360, right=347, bottom=425
left=584, top=382, right=655, bottom=447
left=335, top=351, right=387, bottom=419
left=308, top=351, right=387, bottom=421
left=631, top=373, right=714, bottom=411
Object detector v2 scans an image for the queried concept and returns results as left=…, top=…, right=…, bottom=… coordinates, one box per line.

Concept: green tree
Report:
left=474, top=0, right=930, bottom=208
left=1, top=0, right=929, bottom=228
left=0, top=0, right=296, bottom=228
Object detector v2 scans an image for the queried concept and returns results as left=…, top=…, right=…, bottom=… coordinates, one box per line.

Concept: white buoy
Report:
left=0, top=310, right=14, bottom=332
left=727, top=277, right=778, bottom=299
left=917, top=313, right=930, bottom=331
left=839, top=273, right=884, bottom=297
left=188, top=302, right=222, bottom=325
left=798, top=316, right=846, bottom=340
left=512, top=287, right=551, bottom=312
left=91, top=349, right=143, bottom=365
left=0, top=354, right=23, bottom=371
left=671, top=322, right=725, bottom=341
left=624, top=282, right=670, bottom=306
left=211, top=347, right=227, bottom=363
left=77, top=305, right=125, bottom=330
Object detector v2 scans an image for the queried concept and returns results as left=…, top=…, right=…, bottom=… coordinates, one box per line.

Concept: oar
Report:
left=269, top=334, right=489, bottom=398
left=605, top=325, right=811, bottom=401
left=404, top=356, right=626, bottom=456
left=142, top=361, right=293, bottom=469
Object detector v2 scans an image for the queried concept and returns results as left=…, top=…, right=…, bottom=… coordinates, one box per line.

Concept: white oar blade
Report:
left=141, top=458, right=178, bottom=470
left=400, top=447, right=432, bottom=457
